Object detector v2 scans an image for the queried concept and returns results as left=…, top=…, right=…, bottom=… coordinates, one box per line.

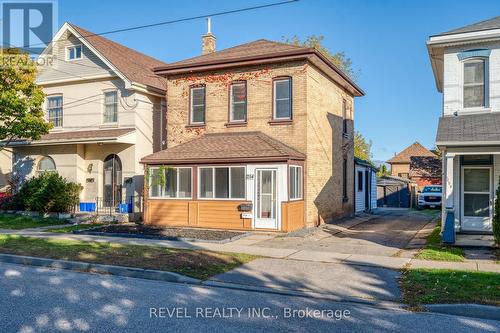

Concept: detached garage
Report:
left=354, top=158, right=377, bottom=213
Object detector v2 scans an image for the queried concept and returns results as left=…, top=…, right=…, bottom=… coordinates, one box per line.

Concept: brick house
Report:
left=140, top=28, right=364, bottom=232
left=387, top=142, right=442, bottom=187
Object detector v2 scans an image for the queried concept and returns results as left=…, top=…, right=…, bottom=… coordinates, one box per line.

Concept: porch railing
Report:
left=78, top=195, right=142, bottom=215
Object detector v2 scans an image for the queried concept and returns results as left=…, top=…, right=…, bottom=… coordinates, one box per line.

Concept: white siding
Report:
left=370, top=171, right=377, bottom=210
left=443, top=41, right=500, bottom=116
left=355, top=165, right=366, bottom=213
left=37, top=31, right=114, bottom=83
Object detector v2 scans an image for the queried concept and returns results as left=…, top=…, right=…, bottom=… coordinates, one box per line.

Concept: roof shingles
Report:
left=69, top=23, right=168, bottom=91
left=387, top=142, right=436, bottom=164
left=141, top=132, right=306, bottom=164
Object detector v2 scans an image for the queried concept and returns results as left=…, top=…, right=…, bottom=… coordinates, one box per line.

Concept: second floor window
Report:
left=273, top=78, right=292, bottom=120
left=464, top=59, right=486, bottom=108
left=67, top=45, right=82, bottom=60
left=190, top=86, right=206, bottom=124
left=230, top=82, right=247, bottom=122
left=47, top=96, right=63, bottom=128
left=104, top=91, right=118, bottom=123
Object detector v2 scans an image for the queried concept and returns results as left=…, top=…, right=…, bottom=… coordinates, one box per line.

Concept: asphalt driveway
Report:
left=255, top=209, right=437, bottom=257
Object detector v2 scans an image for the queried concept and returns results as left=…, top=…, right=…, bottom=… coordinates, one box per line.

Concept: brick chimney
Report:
left=202, top=17, right=216, bottom=55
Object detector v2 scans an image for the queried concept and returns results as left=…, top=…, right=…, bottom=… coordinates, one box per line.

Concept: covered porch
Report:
left=441, top=147, right=497, bottom=243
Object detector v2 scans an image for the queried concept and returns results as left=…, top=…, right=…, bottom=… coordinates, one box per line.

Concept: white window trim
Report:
left=46, top=95, right=63, bottom=128
left=462, top=57, right=489, bottom=111
left=190, top=86, right=206, bottom=125
left=148, top=166, right=193, bottom=199
left=289, top=165, right=303, bottom=201
left=273, top=78, right=292, bottom=120
left=36, top=156, right=57, bottom=174
left=66, top=44, right=83, bottom=61
left=229, top=82, right=247, bottom=122
left=102, top=90, right=119, bottom=124
left=198, top=166, right=247, bottom=200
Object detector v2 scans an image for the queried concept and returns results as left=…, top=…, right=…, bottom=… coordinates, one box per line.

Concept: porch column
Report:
left=444, top=153, right=455, bottom=210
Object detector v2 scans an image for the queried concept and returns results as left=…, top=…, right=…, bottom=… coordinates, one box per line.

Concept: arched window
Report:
left=37, top=156, right=56, bottom=173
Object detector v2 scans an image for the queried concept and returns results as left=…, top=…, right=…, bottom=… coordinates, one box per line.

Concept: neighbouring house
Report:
left=140, top=26, right=364, bottom=232
left=0, top=23, right=167, bottom=214
left=354, top=158, right=377, bottom=213
left=387, top=142, right=442, bottom=187
left=376, top=175, right=413, bottom=208
left=428, top=16, right=500, bottom=238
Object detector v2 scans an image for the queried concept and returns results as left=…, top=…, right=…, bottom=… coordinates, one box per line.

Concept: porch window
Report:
left=190, top=86, right=206, bottom=124
left=47, top=96, right=63, bottom=127
left=199, top=166, right=246, bottom=199
left=229, top=82, right=247, bottom=122
left=289, top=165, right=302, bottom=200
left=273, top=78, right=292, bottom=120
left=463, top=59, right=486, bottom=108
left=103, top=91, right=118, bottom=123
left=148, top=167, right=192, bottom=199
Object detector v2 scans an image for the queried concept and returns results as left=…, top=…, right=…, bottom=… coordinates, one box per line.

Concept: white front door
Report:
left=254, top=168, right=278, bottom=229
left=461, top=166, right=493, bottom=232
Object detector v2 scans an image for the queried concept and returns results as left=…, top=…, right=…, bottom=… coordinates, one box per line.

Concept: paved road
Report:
left=1, top=262, right=498, bottom=333
left=258, top=209, right=435, bottom=257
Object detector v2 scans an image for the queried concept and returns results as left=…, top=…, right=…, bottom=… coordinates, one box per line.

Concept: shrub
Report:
left=494, top=176, right=500, bottom=245
left=16, top=172, right=83, bottom=213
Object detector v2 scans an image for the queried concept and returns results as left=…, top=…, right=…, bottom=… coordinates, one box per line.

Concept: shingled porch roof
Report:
left=141, top=132, right=306, bottom=165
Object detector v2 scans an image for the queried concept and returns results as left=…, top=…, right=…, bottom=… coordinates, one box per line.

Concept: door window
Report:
left=463, top=168, right=490, bottom=217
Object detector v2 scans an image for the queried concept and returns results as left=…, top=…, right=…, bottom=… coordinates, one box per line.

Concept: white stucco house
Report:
left=428, top=16, right=500, bottom=240
left=1, top=22, right=167, bottom=213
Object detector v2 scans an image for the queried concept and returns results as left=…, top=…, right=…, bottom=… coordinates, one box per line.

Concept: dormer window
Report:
left=66, top=45, right=82, bottom=61
left=463, top=59, right=486, bottom=108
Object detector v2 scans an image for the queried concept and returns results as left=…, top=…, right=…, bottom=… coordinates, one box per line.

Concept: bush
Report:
left=494, top=176, right=500, bottom=245
left=16, top=172, right=82, bottom=214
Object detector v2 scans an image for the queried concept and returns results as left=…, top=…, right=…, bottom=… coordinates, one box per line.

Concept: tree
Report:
left=354, top=131, right=372, bottom=161
left=0, top=49, right=51, bottom=151
left=377, top=164, right=390, bottom=177
left=283, top=35, right=358, bottom=81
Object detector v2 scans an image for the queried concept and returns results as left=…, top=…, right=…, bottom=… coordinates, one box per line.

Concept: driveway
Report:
left=255, top=209, right=437, bottom=257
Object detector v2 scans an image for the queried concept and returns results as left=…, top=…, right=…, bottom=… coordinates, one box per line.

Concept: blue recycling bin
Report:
left=79, top=202, right=96, bottom=212
left=118, top=203, right=132, bottom=213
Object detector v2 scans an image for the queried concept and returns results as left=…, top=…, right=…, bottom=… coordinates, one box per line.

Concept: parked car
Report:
left=417, top=185, right=442, bottom=209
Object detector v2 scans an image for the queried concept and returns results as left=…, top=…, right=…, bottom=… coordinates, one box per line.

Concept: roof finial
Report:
left=207, top=17, right=212, bottom=34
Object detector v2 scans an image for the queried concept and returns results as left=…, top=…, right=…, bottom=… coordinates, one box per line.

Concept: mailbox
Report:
left=238, top=203, right=253, bottom=212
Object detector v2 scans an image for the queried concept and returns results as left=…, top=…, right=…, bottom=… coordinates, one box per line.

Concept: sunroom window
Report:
left=149, top=167, right=192, bottom=198
left=464, top=59, right=486, bottom=108
left=199, top=166, right=245, bottom=199
left=289, top=165, right=302, bottom=200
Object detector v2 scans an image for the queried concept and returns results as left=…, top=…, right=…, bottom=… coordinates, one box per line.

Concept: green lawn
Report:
left=45, top=223, right=105, bottom=233
left=401, top=268, right=500, bottom=306
left=415, top=223, right=465, bottom=261
left=0, top=235, right=257, bottom=280
left=0, top=214, right=68, bottom=230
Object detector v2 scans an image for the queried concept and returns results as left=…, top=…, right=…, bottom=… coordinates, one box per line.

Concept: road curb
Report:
left=203, top=280, right=405, bottom=310
left=0, top=253, right=201, bottom=284
left=423, top=304, right=500, bottom=321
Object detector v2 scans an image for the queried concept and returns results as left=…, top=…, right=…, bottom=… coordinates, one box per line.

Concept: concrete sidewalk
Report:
left=1, top=229, right=498, bottom=273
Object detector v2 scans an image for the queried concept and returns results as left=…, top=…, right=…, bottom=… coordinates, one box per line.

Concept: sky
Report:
left=55, top=0, right=500, bottom=161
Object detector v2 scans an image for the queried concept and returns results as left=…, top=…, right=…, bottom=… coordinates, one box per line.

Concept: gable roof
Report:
left=154, top=39, right=364, bottom=97
left=387, top=142, right=436, bottom=164
left=433, top=16, right=500, bottom=37
left=50, top=23, right=168, bottom=91
left=141, top=131, right=306, bottom=164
